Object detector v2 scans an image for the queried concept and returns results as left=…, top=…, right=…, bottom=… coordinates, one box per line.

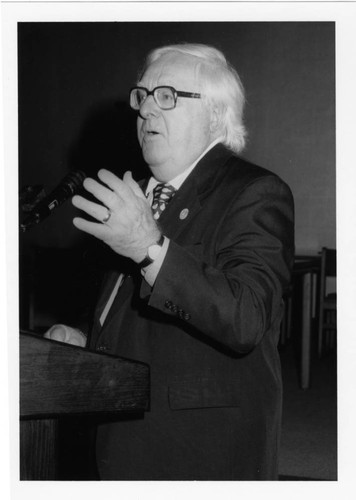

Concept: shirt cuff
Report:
left=141, top=236, right=170, bottom=287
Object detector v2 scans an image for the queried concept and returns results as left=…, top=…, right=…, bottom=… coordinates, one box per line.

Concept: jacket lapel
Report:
left=158, top=179, right=201, bottom=240
left=158, top=144, right=233, bottom=240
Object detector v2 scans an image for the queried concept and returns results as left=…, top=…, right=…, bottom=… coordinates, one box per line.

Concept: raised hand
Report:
left=72, top=170, right=161, bottom=263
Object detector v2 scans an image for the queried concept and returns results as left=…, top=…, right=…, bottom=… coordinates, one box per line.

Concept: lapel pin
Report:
left=179, top=208, right=189, bottom=220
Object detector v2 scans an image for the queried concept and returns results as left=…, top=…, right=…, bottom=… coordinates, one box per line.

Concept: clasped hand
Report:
left=72, top=169, right=161, bottom=263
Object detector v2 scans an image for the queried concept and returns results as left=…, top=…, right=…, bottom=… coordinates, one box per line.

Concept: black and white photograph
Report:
left=1, top=1, right=356, bottom=498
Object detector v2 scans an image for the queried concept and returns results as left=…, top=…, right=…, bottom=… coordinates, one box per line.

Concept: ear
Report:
left=209, top=106, right=221, bottom=134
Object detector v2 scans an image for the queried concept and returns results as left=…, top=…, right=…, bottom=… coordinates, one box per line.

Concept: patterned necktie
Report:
left=151, top=182, right=176, bottom=219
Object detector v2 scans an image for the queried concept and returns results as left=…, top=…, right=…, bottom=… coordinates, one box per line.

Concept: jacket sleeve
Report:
left=143, top=175, right=294, bottom=353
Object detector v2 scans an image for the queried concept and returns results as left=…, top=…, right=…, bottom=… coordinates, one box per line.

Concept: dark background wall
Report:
left=18, top=22, right=335, bottom=328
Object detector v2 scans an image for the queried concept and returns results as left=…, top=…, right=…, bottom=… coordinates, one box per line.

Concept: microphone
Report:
left=20, top=170, right=86, bottom=232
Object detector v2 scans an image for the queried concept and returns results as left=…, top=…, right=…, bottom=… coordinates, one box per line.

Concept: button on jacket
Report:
left=89, top=143, right=294, bottom=480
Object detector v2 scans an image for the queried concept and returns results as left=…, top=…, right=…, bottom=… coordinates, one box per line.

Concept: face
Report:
left=136, top=53, right=214, bottom=182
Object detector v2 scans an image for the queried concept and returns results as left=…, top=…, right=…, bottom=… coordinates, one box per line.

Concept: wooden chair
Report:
left=317, top=247, right=337, bottom=357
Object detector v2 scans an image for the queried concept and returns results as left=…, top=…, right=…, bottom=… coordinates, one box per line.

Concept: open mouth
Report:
left=144, top=130, right=160, bottom=140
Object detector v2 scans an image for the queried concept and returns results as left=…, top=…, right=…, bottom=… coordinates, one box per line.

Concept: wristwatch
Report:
left=138, top=234, right=165, bottom=268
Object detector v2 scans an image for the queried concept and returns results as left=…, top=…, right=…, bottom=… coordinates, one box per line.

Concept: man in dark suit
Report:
left=47, top=43, right=294, bottom=479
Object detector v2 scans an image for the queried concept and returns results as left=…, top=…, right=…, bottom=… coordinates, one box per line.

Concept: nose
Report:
left=139, top=94, right=160, bottom=119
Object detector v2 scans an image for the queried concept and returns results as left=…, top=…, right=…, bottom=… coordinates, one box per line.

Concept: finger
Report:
left=123, top=171, right=146, bottom=200
left=50, top=330, right=66, bottom=342
left=72, top=195, right=109, bottom=222
left=73, top=216, right=110, bottom=239
left=83, top=177, right=118, bottom=209
left=44, top=325, right=66, bottom=342
left=68, top=336, right=85, bottom=347
left=98, top=169, right=134, bottom=203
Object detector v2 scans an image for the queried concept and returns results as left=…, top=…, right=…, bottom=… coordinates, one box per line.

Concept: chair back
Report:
left=322, top=247, right=336, bottom=279
left=318, top=247, right=337, bottom=357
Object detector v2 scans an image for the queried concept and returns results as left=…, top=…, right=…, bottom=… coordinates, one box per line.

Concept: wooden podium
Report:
left=20, top=331, right=150, bottom=480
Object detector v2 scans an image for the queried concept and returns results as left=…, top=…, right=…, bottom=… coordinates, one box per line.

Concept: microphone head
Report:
left=61, top=170, right=87, bottom=196
left=20, top=169, right=87, bottom=232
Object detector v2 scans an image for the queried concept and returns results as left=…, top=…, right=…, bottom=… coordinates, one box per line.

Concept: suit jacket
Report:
left=89, top=144, right=294, bottom=480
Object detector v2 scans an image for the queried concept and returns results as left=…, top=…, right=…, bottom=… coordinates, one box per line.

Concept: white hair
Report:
left=142, top=43, right=247, bottom=154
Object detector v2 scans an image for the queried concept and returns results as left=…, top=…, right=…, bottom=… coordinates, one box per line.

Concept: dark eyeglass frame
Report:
left=130, top=85, right=201, bottom=111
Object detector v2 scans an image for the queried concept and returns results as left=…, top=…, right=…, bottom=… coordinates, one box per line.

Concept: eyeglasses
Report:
left=129, top=86, right=201, bottom=111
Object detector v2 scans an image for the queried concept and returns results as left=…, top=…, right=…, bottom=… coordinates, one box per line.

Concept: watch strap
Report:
left=138, top=234, right=165, bottom=268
